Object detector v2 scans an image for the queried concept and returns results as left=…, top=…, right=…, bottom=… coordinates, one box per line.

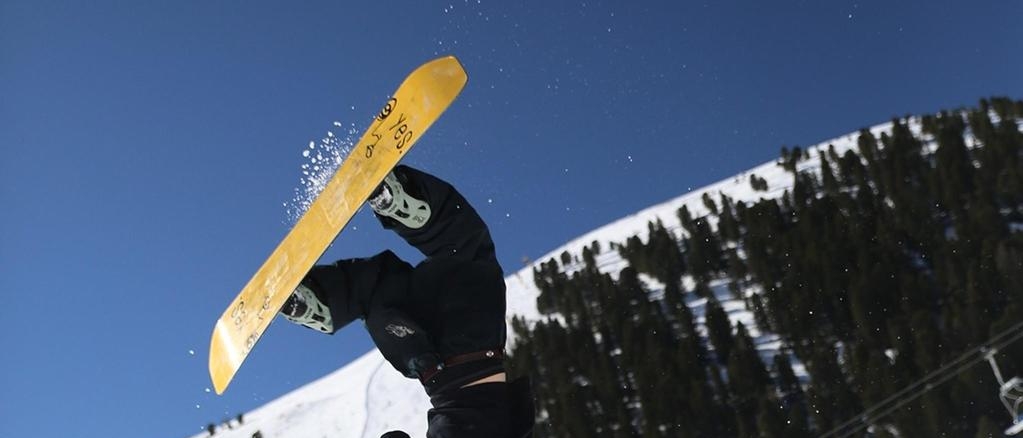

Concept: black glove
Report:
left=381, top=431, right=411, bottom=438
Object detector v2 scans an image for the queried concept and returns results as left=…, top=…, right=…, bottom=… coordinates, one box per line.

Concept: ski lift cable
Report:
left=832, top=333, right=1021, bottom=438
left=823, top=320, right=1023, bottom=438
left=823, top=321, right=1023, bottom=438
left=826, top=322, right=1023, bottom=438
left=820, top=319, right=1023, bottom=438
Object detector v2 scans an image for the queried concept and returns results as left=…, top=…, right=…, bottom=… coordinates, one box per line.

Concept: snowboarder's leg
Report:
left=369, top=165, right=499, bottom=265
left=281, top=249, right=444, bottom=377
left=281, top=250, right=410, bottom=332
left=368, top=165, right=510, bottom=394
left=360, top=166, right=535, bottom=436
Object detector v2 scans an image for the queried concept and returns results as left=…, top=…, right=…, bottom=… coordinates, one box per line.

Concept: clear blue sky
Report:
left=1, top=1, right=1020, bottom=437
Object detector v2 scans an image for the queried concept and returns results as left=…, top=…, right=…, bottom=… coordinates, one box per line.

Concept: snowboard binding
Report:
left=281, top=284, right=334, bottom=333
left=369, top=171, right=431, bottom=229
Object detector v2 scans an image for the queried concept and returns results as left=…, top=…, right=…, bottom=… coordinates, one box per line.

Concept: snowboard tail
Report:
left=209, top=56, right=467, bottom=394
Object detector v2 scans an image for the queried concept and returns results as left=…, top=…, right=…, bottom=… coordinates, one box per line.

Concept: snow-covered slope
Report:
left=190, top=121, right=906, bottom=438
left=193, top=350, right=430, bottom=438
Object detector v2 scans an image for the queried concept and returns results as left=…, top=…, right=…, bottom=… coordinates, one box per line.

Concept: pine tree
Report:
left=805, top=339, right=861, bottom=432
left=750, top=173, right=769, bottom=191
left=679, top=210, right=724, bottom=283
left=819, top=150, right=840, bottom=195
left=773, top=353, right=811, bottom=437
left=726, top=322, right=772, bottom=436
left=755, top=395, right=791, bottom=438
left=774, top=353, right=801, bottom=398
left=704, top=295, right=733, bottom=363
left=717, top=194, right=741, bottom=243
left=702, top=192, right=719, bottom=215
left=728, top=323, right=771, bottom=396
left=928, top=111, right=975, bottom=230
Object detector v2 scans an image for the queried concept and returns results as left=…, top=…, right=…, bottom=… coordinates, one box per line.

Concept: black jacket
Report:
left=300, top=166, right=533, bottom=437
left=302, top=165, right=508, bottom=392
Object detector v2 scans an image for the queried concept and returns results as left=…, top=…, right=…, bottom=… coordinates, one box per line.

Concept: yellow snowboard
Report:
left=209, top=56, right=467, bottom=394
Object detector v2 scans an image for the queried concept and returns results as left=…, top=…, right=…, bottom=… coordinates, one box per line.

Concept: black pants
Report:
left=301, top=166, right=507, bottom=393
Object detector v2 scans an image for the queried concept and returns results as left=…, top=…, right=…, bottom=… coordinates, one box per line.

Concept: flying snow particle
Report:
left=205, top=388, right=211, bottom=393
left=285, top=123, right=356, bottom=223
left=189, top=350, right=195, bottom=356
left=196, top=404, right=201, bottom=409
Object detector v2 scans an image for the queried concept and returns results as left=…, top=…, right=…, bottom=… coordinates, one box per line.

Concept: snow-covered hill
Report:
left=189, top=120, right=919, bottom=438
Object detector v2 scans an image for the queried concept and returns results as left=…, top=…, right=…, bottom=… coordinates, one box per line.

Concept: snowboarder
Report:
left=279, top=165, right=534, bottom=438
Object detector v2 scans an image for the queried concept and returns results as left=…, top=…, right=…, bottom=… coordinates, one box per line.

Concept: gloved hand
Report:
left=381, top=431, right=411, bottom=438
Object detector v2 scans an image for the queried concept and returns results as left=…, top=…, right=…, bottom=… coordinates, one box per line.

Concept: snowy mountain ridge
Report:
left=189, top=119, right=919, bottom=438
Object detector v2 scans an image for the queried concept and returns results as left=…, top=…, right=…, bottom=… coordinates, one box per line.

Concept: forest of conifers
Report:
left=508, top=97, right=1023, bottom=438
